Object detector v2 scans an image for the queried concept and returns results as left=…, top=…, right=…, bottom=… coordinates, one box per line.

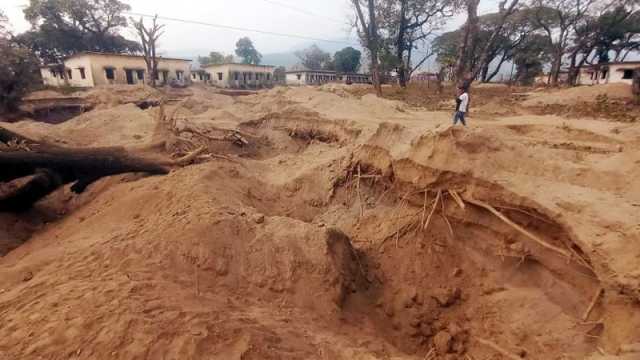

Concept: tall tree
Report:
left=529, top=0, right=598, bottom=86
left=513, top=33, right=551, bottom=84
left=235, top=37, right=262, bottom=65
left=295, top=44, right=332, bottom=70
left=132, top=15, right=164, bottom=87
left=380, top=0, right=456, bottom=87
left=198, top=51, right=234, bottom=66
left=454, top=0, right=521, bottom=85
left=352, top=0, right=383, bottom=96
left=0, top=10, right=40, bottom=112
left=18, top=0, right=139, bottom=63
left=334, top=47, right=362, bottom=73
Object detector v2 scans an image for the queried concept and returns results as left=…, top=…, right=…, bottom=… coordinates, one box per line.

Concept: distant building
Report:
left=534, top=70, right=570, bottom=85
left=578, top=61, right=640, bottom=85
left=285, top=70, right=371, bottom=86
left=203, top=63, right=275, bottom=89
left=190, top=69, right=210, bottom=83
left=40, top=52, right=192, bottom=88
left=411, top=72, right=439, bottom=83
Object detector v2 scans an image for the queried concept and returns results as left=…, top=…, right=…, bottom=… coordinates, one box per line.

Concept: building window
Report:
left=176, top=70, right=183, bottom=80
left=192, top=73, right=196, bottom=79
left=622, top=69, right=633, bottom=79
left=105, top=68, right=115, bottom=80
left=79, top=68, right=86, bottom=79
left=601, top=70, right=608, bottom=79
left=296, top=74, right=301, bottom=80
left=217, top=72, right=223, bottom=80
left=247, top=73, right=252, bottom=80
left=267, top=73, right=271, bottom=80
left=67, top=69, right=72, bottom=79
left=234, top=72, right=239, bottom=81
left=137, top=70, right=144, bottom=80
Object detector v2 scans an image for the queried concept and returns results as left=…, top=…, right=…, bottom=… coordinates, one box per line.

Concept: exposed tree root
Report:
left=474, top=337, right=523, bottom=360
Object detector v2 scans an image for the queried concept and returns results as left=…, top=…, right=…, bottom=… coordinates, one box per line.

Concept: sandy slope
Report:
left=1, top=85, right=639, bottom=360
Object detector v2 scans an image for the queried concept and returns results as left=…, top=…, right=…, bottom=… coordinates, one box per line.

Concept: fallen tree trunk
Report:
left=1, top=124, right=172, bottom=211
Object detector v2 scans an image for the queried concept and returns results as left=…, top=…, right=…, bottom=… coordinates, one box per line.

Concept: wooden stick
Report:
left=422, top=347, right=434, bottom=360
left=423, top=189, right=441, bottom=232
left=448, top=189, right=466, bottom=210
left=420, top=189, right=429, bottom=230
left=170, top=146, right=207, bottom=166
left=473, top=337, right=522, bottom=360
left=357, top=164, right=364, bottom=218
left=582, top=287, right=604, bottom=322
left=463, top=197, right=570, bottom=258
left=441, top=196, right=454, bottom=237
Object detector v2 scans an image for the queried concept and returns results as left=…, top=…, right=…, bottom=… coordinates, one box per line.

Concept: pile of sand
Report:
left=3, top=103, right=156, bottom=147
left=523, top=83, right=633, bottom=106
left=1, top=85, right=640, bottom=359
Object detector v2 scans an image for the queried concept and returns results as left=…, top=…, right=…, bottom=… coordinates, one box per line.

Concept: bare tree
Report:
left=455, top=0, right=521, bottom=85
left=530, top=0, right=597, bottom=86
left=352, top=0, right=383, bottom=96
left=132, top=15, right=164, bottom=87
left=380, top=0, right=456, bottom=87
left=454, top=0, right=480, bottom=83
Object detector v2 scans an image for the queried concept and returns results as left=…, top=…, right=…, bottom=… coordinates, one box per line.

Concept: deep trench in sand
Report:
left=1, top=105, right=636, bottom=360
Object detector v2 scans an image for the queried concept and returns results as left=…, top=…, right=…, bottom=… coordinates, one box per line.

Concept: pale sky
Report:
left=2, top=0, right=501, bottom=57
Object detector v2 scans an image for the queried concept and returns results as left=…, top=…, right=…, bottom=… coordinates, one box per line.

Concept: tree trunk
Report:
left=454, top=0, right=480, bottom=82
left=1, top=125, right=169, bottom=212
left=396, top=0, right=408, bottom=88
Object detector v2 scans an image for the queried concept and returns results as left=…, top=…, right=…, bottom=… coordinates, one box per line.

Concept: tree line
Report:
left=351, top=0, right=640, bottom=95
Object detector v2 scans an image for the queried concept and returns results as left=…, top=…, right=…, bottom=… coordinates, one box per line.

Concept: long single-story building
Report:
left=578, top=61, right=640, bottom=85
left=285, top=70, right=371, bottom=86
left=203, top=63, right=275, bottom=89
left=190, top=69, right=211, bottom=83
left=40, top=52, right=192, bottom=88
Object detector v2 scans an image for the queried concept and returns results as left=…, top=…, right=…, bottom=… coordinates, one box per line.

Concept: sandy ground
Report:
left=1, top=84, right=639, bottom=360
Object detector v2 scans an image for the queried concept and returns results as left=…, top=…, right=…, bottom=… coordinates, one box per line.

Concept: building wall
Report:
left=41, top=68, right=66, bottom=87
left=41, top=54, right=192, bottom=88
left=204, top=64, right=275, bottom=89
left=286, top=72, right=306, bottom=86
left=286, top=71, right=370, bottom=86
left=87, top=55, right=191, bottom=86
left=65, top=56, right=95, bottom=87
left=578, top=64, right=638, bottom=85
left=608, top=64, right=635, bottom=85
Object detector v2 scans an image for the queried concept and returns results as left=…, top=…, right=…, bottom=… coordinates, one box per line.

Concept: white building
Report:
left=40, top=52, right=192, bottom=88
left=285, top=70, right=371, bottom=86
left=578, top=61, right=640, bottom=85
left=190, top=69, right=210, bottom=83
left=203, top=63, right=275, bottom=89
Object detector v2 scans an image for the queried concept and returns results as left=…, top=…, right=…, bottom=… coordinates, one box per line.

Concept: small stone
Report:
left=433, top=287, right=461, bottom=307
left=22, top=272, right=33, bottom=282
left=384, top=304, right=395, bottom=317
left=317, top=222, right=325, bottom=228
left=451, top=268, right=462, bottom=277
left=433, top=331, right=452, bottom=354
left=253, top=214, right=265, bottom=224
left=420, top=322, right=433, bottom=337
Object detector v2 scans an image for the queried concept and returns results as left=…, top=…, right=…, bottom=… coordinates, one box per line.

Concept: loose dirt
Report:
left=1, top=83, right=640, bottom=360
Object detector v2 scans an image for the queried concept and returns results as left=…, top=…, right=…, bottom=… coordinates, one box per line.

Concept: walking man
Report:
left=453, top=86, right=469, bottom=126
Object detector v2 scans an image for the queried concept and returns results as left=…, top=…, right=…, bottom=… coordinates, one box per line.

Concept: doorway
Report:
left=125, top=69, right=134, bottom=85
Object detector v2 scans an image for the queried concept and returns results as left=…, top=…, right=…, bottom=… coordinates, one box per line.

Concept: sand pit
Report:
left=1, top=85, right=640, bottom=360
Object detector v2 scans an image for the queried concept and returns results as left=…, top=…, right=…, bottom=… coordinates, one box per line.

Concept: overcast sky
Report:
left=2, top=0, right=502, bottom=56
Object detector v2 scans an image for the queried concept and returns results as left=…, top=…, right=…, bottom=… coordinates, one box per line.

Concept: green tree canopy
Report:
left=235, top=37, right=262, bottom=65
left=333, top=47, right=362, bottom=73
left=16, top=0, right=140, bottom=63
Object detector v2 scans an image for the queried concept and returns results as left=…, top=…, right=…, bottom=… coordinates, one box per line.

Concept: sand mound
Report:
left=2, top=85, right=640, bottom=359
left=3, top=103, right=156, bottom=147
left=523, top=83, right=633, bottom=106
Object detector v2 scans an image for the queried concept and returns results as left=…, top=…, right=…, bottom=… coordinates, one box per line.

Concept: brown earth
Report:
left=1, top=83, right=640, bottom=360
